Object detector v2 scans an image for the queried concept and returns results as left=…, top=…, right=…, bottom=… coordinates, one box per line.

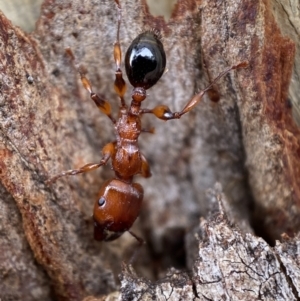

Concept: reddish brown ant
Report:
left=47, top=1, right=247, bottom=242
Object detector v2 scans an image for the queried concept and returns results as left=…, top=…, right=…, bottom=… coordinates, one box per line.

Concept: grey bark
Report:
left=0, top=0, right=299, bottom=300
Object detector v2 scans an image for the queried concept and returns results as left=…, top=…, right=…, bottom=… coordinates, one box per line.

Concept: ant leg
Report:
left=46, top=142, right=116, bottom=184
left=46, top=162, right=106, bottom=184
left=140, top=154, right=151, bottom=178
left=140, top=62, right=248, bottom=120
left=65, top=48, right=116, bottom=123
left=79, top=70, right=116, bottom=123
left=141, top=127, right=155, bottom=134
left=113, top=1, right=127, bottom=107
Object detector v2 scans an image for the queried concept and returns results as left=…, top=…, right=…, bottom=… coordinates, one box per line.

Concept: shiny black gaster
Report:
left=125, top=31, right=166, bottom=90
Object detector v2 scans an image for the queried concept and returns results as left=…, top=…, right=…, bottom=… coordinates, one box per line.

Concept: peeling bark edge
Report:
left=0, top=0, right=298, bottom=298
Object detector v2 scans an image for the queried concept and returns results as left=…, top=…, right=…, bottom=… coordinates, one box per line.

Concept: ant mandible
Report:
left=47, top=1, right=247, bottom=242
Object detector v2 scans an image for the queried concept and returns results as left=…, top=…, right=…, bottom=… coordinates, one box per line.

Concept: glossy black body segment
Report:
left=125, top=31, right=166, bottom=90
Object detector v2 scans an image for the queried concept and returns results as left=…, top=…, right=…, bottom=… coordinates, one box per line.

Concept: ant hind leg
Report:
left=113, top=0, right=127, bottom=107
left=140, top=62, right=248, bottom=120
left=65, top=48, right=116, bottom=123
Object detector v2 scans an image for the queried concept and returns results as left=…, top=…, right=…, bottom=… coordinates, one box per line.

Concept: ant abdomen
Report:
left=93, top=178, right=143, bottom=241
left=125, top=31, right=166, bottom=90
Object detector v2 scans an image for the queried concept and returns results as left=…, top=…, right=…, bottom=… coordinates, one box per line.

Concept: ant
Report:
left=47, top=1, right=247, bottom=242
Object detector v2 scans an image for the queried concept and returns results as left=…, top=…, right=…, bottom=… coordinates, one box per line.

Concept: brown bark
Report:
left=120, top=187, right=300, bottom=300
left=0, top=0, right=299, bottom=300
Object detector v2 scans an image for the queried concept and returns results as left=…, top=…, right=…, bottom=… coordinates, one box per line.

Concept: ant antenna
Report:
left=128, top=230, right=145, bottom=264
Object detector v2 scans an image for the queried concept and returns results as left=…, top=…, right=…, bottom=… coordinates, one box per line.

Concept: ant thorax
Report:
left=115, top=113, right=142, bottom=141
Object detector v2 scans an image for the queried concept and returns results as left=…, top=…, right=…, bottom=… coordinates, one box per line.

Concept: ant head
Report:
left=125, top=31, right=166, bottom=91
left=93, top=179, right=143, bottom=241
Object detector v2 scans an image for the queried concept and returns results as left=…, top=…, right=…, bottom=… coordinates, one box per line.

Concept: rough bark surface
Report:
left=0, top=0, right=299, bottom=300
left=120, top=187, right=300, bottom=300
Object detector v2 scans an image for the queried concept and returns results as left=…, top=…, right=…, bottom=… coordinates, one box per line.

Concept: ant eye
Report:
left=125, top=31, right=166, bottom=90
left=98, top=197, right=106, bottom=207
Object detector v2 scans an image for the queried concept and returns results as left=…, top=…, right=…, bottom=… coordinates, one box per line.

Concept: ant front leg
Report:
left=140, top=62, right=248, bottom=120
left=140, top=154, right=152, bottom=178
left=46, top=142, right=116, bottom=184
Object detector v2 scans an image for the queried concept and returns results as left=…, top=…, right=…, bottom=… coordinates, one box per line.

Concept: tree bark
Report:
left=0, top=0, right=299, bottom=300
